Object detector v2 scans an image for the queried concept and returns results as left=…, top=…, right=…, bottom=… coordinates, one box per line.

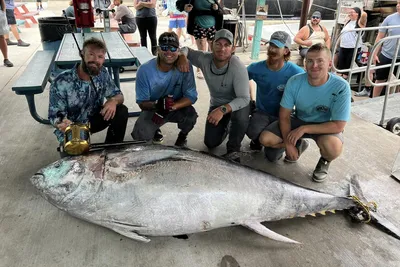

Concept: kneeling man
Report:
left=131, top=32, right=198, bottom=147
left=259, top=43, right=351, bottom=182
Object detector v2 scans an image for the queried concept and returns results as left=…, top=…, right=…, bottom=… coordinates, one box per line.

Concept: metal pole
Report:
left=299, top=0, right=310, bottom=30
left=250, top=0, right=266, bottom=60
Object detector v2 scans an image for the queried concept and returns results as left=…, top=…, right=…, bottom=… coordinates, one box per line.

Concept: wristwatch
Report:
left=220, top=105, right=228, bottom=114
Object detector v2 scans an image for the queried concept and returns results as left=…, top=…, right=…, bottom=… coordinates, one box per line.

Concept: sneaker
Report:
left=3, top=59, right=13, bottom=67
left=284, top=139, right=309, bottom=163
left=222, top=151, right=241, bottom=163
left=312, top=157, right=331, bottom=183
left=152, top=129, right=164, bottom=144
left=355, top=88, right=371, bottom=97
left=6, top=39, right=17, bottom=45
left=249, top=139, right=262, bottom=151
left=196, top=70, right=204, bottom=79
left=174, top=132, right=188, bottom=147
left=17, top=40, right=30, bottom=47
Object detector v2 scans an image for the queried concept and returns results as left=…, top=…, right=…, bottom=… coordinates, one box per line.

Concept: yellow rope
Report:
left=350, top=196, right=378, bottom=223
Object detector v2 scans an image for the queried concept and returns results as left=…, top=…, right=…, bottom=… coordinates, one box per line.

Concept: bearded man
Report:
left=246, top=31, right=304, bottom=157
left=48, top=38, right=128, bottom=147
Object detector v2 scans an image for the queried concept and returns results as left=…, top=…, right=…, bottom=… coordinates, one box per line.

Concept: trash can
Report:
left=38, top=17, right=76, bottom=51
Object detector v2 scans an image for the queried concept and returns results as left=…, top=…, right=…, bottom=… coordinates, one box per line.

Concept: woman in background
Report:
left=135, top=0, right=157, bottom=55
left=337, top=7, right=367, bottom=79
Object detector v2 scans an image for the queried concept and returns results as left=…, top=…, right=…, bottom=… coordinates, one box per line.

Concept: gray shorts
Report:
left=266, top=116, right=344, bottom=143
left=246, top=110, right=278, bottom=141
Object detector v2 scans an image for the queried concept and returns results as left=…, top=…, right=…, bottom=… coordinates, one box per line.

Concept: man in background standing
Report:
left=4, top=0, right=30, bottom=46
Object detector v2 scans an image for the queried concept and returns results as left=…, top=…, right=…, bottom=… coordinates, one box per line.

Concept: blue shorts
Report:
left=169, top=18, right=185, bottom=29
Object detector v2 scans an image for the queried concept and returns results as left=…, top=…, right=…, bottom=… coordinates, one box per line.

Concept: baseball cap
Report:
left=312, top=11, right=321, bottom=18
left=269, top=31, right=291, bottom=48
left=214, top=29, right=234, bottom=44
left=158, top=32, right=180, bottom=48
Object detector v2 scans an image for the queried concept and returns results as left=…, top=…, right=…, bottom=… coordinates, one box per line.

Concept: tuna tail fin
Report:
left=349, top=175, right=400, bottom=241
left=243, top=221, right=301, bottom=244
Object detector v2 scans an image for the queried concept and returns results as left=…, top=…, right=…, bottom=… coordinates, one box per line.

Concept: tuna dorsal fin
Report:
left=243, top=221, right=301, bottom=244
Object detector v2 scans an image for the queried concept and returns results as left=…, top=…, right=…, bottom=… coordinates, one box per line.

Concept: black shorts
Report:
left=5, top=9, right=16, bottom=25
left=193, top=24, right=216, bottom=41
left=36, top=0, right=42, bottom=2
left=375, top=53, right=400, bottom=81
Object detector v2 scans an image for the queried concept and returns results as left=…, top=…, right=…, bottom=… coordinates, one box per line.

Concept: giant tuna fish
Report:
left=30, top=145, right=400, bottom=243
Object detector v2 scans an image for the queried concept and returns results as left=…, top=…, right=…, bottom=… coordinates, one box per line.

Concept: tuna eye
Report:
left=62, top=182, right=73, bottom=192
left=54, top=162, right=61, bottom=168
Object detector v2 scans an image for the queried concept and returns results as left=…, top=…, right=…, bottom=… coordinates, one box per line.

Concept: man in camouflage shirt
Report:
left=48, top=38, right=128, bottom=146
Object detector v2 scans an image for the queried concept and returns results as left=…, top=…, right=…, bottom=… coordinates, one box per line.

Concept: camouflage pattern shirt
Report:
left=48, top=64, right=123, bottom=142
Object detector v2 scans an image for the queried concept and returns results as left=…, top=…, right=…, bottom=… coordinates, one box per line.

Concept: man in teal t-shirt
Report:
left=246, top=31, right=304, bottom=154
left=259, top=43, right=351, bottom=183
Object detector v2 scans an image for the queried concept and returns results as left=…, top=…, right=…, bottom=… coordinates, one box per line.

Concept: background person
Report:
left=166, top=0, right=186, bottom=41
left=132, top=32, right=198, bottom=147
left=371, top=1, right=400, bottom=98
left=112, top=0, right=137, bottom=34
left=294, top=11, right=331, bottom=58
left=48, top=38, right=128, bottom=146
left=0, top=0, right=12, bottom=67
left=135, top=0, right=158, bottom=55
left=64, top=0, right=74, bottom=17
left=36, top=0, right=43, bottom=11
left=337, top=7, right=367, bottom=79
left=177, top=0, right=223, bottom=79
left=4, top=0, right=29, bottom=46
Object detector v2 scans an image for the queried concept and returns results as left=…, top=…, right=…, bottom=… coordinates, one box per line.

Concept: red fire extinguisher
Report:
left=73, top=0, right=94, bottom=28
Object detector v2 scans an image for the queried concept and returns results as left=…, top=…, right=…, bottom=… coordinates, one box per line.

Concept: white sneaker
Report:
left=355, top=88, right=371, bottom=97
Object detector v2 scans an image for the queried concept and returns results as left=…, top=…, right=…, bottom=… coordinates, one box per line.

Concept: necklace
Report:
left=210, top=59, right=230, bottom=76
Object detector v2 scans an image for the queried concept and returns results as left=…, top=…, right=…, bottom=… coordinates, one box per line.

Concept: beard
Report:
left=82, top=60, right=101, bottom=76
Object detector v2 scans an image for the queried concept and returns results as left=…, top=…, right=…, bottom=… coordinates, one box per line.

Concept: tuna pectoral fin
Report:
left=111, top=227, right=150, bottom=242
left=243, top=221, right=301, bottom=244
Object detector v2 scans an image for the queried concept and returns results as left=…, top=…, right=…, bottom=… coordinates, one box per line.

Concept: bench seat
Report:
left=12, top=50, right=56, bottom=124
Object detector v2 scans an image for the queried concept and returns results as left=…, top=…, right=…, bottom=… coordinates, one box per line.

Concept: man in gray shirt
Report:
left=372, top=5, right=400, bottom=97
left=112, top=0, right=136, bottom=34
left=179, top=29, right=250, bottom=160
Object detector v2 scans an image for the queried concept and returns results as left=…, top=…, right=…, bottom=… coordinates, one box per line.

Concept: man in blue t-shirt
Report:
left=132, top=31, right=198, bottom=147
left=259, top=43, right=351, bottom=183
left=246, top=31, right=304, bottom=155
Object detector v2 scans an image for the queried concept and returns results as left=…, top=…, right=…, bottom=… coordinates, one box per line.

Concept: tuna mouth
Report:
left=30, top=172, right=44, bottom=186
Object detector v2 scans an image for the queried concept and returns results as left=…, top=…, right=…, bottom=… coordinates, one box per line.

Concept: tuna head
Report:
left=30, top=155, right=104, bottom=210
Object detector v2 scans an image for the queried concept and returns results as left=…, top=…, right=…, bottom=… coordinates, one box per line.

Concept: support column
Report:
left=250, top=0, right=266, bottom=60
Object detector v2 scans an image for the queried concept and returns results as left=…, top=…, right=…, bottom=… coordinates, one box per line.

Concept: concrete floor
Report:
left=1, top=1, right=400, bottom=267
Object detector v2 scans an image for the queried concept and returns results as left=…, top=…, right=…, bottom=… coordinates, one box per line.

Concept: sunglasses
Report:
left=312, top=16, right=320, bottom=19
left=160, top=45, right=178, bottom=52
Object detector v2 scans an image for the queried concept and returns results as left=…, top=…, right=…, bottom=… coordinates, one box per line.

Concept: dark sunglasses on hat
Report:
left=160, top=45, right=178, bottom=52
left=312, top=16, right=320, bottom=19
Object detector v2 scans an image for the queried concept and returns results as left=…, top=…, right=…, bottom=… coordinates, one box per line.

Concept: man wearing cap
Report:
left=294, top=11, right=331, bottom=58
left=131, top=31, right=198, bottom=147
left=178, top=29, right=250, bottom=160
left=247, top=31, right=304, bottom=158
left=259, top=43, right=351, bottom=183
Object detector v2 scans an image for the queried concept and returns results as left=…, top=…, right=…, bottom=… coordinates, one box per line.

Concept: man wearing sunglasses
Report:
left=132, top=32, right=198, bottom=147
left=178, top=29, right=250, bottom=161
left=294, top=11, right=331, bottom=58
